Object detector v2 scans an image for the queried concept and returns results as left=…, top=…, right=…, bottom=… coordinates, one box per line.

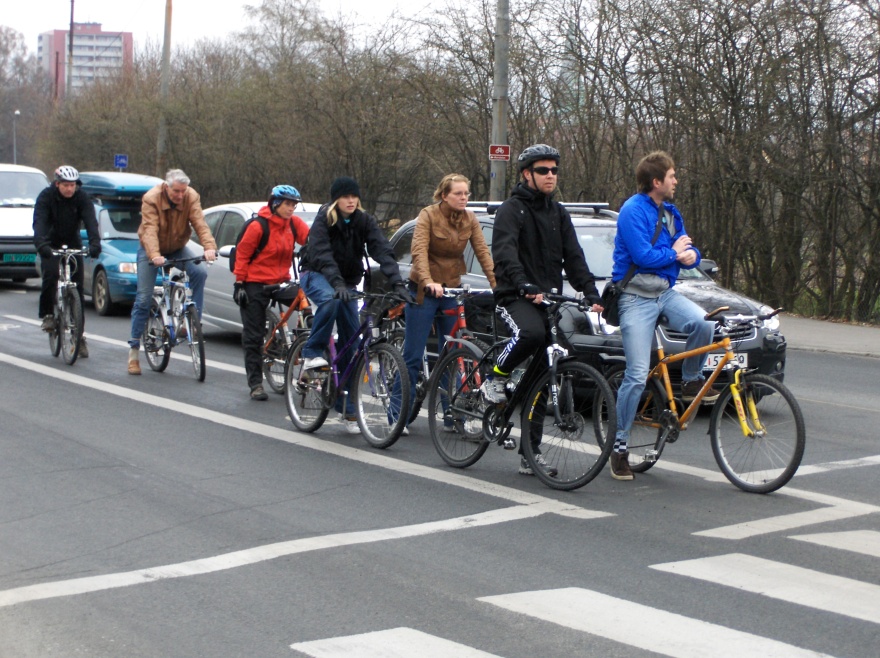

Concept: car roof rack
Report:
left=466, top=200, right=611, bottom=215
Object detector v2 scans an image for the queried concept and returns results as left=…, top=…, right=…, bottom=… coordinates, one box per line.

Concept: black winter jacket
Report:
left=299, top=205, right=403, bottom=288
left=492, top=183, right=600, bottom=304
left=32, top=184, right=99, bottom=253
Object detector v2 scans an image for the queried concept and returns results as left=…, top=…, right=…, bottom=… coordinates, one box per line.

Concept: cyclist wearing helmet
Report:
left=481, top=144, right=604, bottom=476
left=127, top=169, right=217, bottom=375
left=233, top=184, right=310, bottom=400
left=33, top=165, right=101, bottom=355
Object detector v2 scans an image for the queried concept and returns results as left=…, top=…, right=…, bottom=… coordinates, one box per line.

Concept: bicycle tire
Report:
left=598, top=365, right=666, bottom=473
left=186, top=306, right=206, bottom=381
left=59, top=288, right=83, bottom=365
left=710, top=373, right=805, bottom=493
left=521, top=361, right=615, bottom=490
left=262, top=308, right=288, bottom=393
left=143, top=299, right=171, bottom=372
left=353, top=343, right=410, bottom=449
left=411, top=336, right=490, bottom=425
left=48, top=307, right=61, bottom=358
left=285, top=336, right=331, bottom=432
left=427, top=347, right=490, bottom=468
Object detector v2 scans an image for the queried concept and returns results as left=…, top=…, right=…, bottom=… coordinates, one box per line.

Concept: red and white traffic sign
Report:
left=489, top=144, right=511, bottom=161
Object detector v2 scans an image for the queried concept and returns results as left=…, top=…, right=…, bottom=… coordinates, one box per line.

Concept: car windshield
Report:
left=574, top=225, right=616, bottom=279
left=97, top=206, right=141, bottom=238
left=0, top=172, right=49, bottom=207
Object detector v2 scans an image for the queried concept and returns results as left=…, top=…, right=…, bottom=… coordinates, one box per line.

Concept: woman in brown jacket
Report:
left=402, top=173, right=496, bottom=427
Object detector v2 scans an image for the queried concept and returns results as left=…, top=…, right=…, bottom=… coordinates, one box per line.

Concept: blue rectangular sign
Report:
left=114, top=154, right=129, bottom=169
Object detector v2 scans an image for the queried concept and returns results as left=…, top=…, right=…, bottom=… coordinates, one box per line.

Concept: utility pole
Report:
left=489, top=0, right=510, bottom=201
left=66, top=0, right=74, bottom=97
left=156, top=0, right=173, bottom=177
left=13, top=110, right=20, bottom=164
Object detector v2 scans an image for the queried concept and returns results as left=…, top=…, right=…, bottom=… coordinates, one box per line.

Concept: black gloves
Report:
left=393, top=281, right=414, bottom=304
left=584, top=293, right=602, bottom=307
left=233, top=282, right=248, bottom=307
left=89, top=245, right=101, bottom=258
left=518, top=282, right=541, bottom=297
left=333, top=285, right=353, bottom=303
left=38, top=245, right=53, bottom=259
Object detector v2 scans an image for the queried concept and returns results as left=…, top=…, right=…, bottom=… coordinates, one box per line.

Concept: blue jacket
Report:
left=611, top=193, right=700, bottom=288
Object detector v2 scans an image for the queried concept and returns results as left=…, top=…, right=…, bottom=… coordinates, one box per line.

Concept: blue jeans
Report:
left=129, top=244, right=208, bottom=348
left=401, top=293, right=458, bottom=420
left=615, top=288, right=714, bottom=447
left=301, top=271, right=359, bottom=416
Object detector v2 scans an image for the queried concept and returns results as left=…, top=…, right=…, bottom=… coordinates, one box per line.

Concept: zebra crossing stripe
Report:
left=791, top=530, right=880, bottom=559
left=479, top=588, right=831, bottom=657
left=291, top=627, right=500, bottom=657
left=651, top=553, right=880, bottom=625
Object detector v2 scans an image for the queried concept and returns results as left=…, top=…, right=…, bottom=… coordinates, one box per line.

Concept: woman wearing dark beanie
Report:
left=297, top=176, right=413, bottom=434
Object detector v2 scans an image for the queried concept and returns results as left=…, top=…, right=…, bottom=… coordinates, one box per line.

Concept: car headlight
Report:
left=759, top=305, right=780, bottom=331
left=118, top=262, right=138, bottom=274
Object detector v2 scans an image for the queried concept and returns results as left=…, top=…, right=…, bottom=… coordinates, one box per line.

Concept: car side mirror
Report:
left=699, top=258, right=719, bottom=278
left=218, top=245, right=233, bottom=258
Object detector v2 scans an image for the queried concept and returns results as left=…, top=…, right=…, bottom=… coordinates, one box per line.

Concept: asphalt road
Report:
left=1, top=280, right=878, bottom=658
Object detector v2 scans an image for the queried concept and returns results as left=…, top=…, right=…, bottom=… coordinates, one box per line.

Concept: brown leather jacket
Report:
left=139, top=183, right=217, bottom=260
left=409, top=203, right=495, bottom=303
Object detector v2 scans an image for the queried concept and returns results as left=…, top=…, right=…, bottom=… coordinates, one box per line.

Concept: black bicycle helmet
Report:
left=54, top=165, right=80, bottom=183
left=517, top=144, right=560, bottom=172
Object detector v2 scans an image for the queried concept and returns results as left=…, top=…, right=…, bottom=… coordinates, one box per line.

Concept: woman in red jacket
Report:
left=233, top=185, right=310, bottom=400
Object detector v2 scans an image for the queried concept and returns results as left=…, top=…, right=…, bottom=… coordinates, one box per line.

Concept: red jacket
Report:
left=234, top=206, right=309, bottom=284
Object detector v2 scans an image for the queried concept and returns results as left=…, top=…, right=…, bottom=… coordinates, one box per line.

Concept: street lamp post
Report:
left=13, top=110, right=20, bottom=165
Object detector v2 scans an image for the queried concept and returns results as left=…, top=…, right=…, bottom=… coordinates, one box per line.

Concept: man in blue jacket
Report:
left=610, top=151, right=718, bottom=481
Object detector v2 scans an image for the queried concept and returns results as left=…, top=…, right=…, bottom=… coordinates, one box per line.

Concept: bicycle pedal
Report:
left=501, top=438, right=517, bottom=450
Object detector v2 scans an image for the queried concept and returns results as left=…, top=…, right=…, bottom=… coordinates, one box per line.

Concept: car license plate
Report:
left=2, top=253, right=36, bottom=263
left=704, top=352, right=747, bottom=369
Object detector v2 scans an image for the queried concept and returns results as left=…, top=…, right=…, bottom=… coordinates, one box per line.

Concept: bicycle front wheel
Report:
left=262, top=308, right=288, bottom=393
left=710, top=373, right=805, bottom=493
left=48, top=308, right=61, bottom=358
left=427, top=347, right=490, bottom=468
left=521, top=361, right=615, bottom=491
left=353, top=343, right=410, bottom=449
left=59, top=288, right=83, bottom=365
left=143, top=299, right=170, bottom=372
left=186, top=306, right=206, bottom=381
left=285, top=336, right=331, bottom=432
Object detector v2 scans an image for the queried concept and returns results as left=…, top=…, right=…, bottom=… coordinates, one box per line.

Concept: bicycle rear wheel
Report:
left=59, top=288, right=83, bottom=365
left=285, top=336, right=331, bottom=432
left=521, top=361, right=615, bottom=490
left=598, top=366, right=666, bottom=473
left=186, top=306, right=206, bottom=381
left=143, top=299, right=170, bottom=372
left=710, top=373, right=805, bottom=493
left=353, top=343, right=410, bottom=449
left=262, top=308, right=288, bottom=393
left=427, top=347, right=490, bottom=468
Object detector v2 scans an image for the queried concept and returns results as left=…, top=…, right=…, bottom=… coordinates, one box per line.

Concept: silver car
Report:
left=191, top=201, right=321, bottom=332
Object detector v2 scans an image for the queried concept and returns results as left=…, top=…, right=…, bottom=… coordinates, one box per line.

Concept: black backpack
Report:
left=228, top=214, right=295, bottom=273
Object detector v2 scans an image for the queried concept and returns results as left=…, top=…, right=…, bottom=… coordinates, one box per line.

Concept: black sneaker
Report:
left=250, top=385, right=268, bottom=401
left=519, top=454, right=558, bottom=477
left=610, top=451, right=634, bottom=481
left=681, top=378, right=721, bottom=404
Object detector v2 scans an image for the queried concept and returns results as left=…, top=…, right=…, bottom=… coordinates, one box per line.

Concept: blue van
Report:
left=79, top=172, right=163, bottom=315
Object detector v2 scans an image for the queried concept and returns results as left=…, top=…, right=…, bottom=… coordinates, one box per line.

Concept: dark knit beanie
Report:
left=330, top=176, right=361, bottom=202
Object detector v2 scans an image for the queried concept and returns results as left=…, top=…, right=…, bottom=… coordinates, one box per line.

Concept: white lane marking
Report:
left=797, top=395, right=880, bottom=414
left=479, top=588, right=831, bottom=657
left=791, top=530, right=880, bottom=559
left=794, top=454, right=880, bottom=476
left=291, top=627, right=501, bottom=657
left=5, top=314, right=245, bottom=374
left=651, top=553, right=880, bottom=625
left=0, top=505, right=551, bottom=609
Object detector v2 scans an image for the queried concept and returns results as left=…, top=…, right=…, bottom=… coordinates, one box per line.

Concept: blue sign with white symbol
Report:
left=114, top=154, right=128, bottom=169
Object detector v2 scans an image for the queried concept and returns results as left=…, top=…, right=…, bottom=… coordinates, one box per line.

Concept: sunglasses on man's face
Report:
left=531, top=166, right=559, bottom=176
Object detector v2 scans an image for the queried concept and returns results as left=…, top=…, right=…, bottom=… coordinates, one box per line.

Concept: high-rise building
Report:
left=37, top=22, right=133, bottom=99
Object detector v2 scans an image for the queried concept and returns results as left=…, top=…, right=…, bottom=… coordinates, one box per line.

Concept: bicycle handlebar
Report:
left=50, top=246, right=89, bottom=257
left=439, top=285, right=494, bottom=298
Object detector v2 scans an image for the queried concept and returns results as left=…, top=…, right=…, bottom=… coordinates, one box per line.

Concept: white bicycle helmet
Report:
left=54, top=165, right=80, bottom=183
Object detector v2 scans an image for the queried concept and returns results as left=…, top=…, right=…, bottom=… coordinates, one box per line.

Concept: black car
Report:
left=371, top=202, right=787, bottom=390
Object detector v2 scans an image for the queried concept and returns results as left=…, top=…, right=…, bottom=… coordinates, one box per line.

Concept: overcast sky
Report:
left=4, top=0, right=429, bottom=53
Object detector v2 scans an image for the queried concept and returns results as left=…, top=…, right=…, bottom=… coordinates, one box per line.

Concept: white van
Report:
left=0, top=164, right=50, bottom=281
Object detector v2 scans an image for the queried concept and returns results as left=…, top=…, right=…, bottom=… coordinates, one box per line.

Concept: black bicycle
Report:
left=427, top=291, right=616, bottom=490
left=47, top=246, right=88, bottom=365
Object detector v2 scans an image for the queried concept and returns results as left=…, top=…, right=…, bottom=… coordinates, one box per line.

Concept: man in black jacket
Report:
left=32, top=166, right=101, bottom=355
left=482, top=144, right=604, bottom=475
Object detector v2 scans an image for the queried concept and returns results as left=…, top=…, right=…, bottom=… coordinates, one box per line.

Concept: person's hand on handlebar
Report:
left=518, top=282, right=543, bottom=305
left=393, top=281, right=415, bottom=304
left=203, top=248, right=217, bottom=262
left=424, top=283, right=444, bottom=298
left=580, top=291, right=604, bottom=314
left=151, top=255, right=166, bottom=267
